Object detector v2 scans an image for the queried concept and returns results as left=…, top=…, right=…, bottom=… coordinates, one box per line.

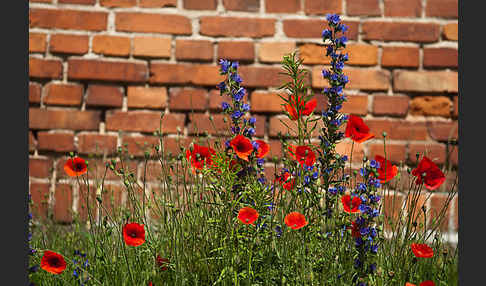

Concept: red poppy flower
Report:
left=345, top=115, right=374, bottom=143
left=40, top=250, right=66, bottom=274
left=156, top=255, right=169, bottom=271
left=406, top=283, right=416, bottom=286
left=186, top=144, right=216, bottom=173
left=237, top=207, right=259, bottom=225
left=284, top=212, right=308, bottom=230
left=275, top=171, right=295, bottom=191
left=148, top=282, right=153, bottom=286
left=410, top=243, right=434, bottom=258
left=64, top=157, right=87, bottom=177
left=254, top=140, right=270, bottom=159
left=419, top=281, right=435, bottom=286
left=288, top=145, right=316, bottom=167
left=341, top=195, right=361, bottom=213
left=230, top=135, right=254, bottom=161
left=374, top=155, right=398, bottom=183
left=284, top=96, right=317, bottom=120
left=411, top=156, right=445, bottom=191
left=123, top=223, right=146, bottom=247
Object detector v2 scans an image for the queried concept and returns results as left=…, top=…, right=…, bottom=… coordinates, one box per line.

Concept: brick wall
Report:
left=28, top=0, right=458, bottom=238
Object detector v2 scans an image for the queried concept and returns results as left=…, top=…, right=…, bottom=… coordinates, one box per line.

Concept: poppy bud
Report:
left=382, top=132, right=387, bottom=137
left=363, top=156, right=368, bottom=162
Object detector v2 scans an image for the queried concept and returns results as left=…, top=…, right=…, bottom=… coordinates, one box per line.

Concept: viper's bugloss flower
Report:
left=284, top=212, right=308, bottom=230
left=374, top=155, right=398, bottom=183
left=40, top=251, right=66, bottom=274
left=345, top=115, right=374, bottom=143
left=64, top=157, right=87, bottom=177
left=156, top=255, right=169, bottom=271
left=249, top=117, right=256, bottom=124
left=246, top=127, right=255, bottom=136
left=411, top=156, right=445, bottom=191
left=217, top=81, right=226, bottom=91
left=341, top=195, right=361, bottom=213
left=231, top=73, right=242, bottom=84
left=230, top=135, right=253, bottom=161
left=275, top=170, right=295, bottom=191
left=237, top=207, right=259, bottom=225
left=284, top=95, right=317, bottom=120
left=241, top=103, right=250, bottom=112
left=219, top=59, right=231, bottom=74
left=233, top=87, right=246, bottom=101
left=122, top=223, right=146, bottom=247
left=411, top=243, right=434, bottom=258
left=322, top=29, right=332, bottom=39
left=222, top=102, right=230, bottom=111
left=288, top=145, right=316, bottom=167
left=326, top=13, right=341, bottom=25
left=186, top=144, right=216, bottom=173
left=232, top=110, right=243, bottom=119
left=254, top=140, right=270, bottom=159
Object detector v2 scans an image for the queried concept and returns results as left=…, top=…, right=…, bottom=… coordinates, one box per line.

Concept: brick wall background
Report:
left=28, top=0, right=458, bottom=239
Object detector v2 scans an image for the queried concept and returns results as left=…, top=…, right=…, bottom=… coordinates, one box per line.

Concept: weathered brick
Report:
left=176, top=40, right=213, bottom=61
left=29, top=82, right=42, bottom=104
left=266, top=0, right=300, bottom=13
left=54, top=184, right=73, bottom=223
left=346, top=0, right=380, bottom=16
left=384, top=0, right=422, bottom=17
left=44, top=83, right=83, bottom=106
left=368, top=143, right=407, bottom=164
left=77, top=184, right=97, bottom=222
left=169, top=88, right=208, bottom=111
left=59, top=0, right=95, bottom=4
left=239, top=66, right=290, bottom=88
left=267, top=140, right=282, bottom=159
left=122, top=135, right=160, bottom=157
left=209, top=89, right=244, bottom=111
left=200, top=17, right=275, bottom=38
left=133, top=37, right=171, bottom=58
left=448, top=146, right=458, bottom=167
left=68, top=59, right=147, bottom=82
left=405, top=193, right=428, bottom=228
left=453, top=96, right=458, bottom=118
left=382, top=193, right=405, bottom=231
left=426, top=0, right=458, bottom=18
left=29, top=33, right=46, bottom=53
left=218, top=41, right=255, bottom=62
left=300, top=44, right=378, bottom=66
left=92, top=35, right=131, bottom=57
left=284, top=20, right=358, bottom=40
left=423, top=48, right=458, bottom=68
left=161, top=137, right=192, bottom=156
left=258, top=42, right=296, bottom=63
left=341, top=95, right=368, bottom=116
left=29, top=157, right=53, bottom=178
left=367, top=119, right=428, bottom=140
left=150, top=63, right=225, bottom=86
left=362, top=22, right=440, bottom=43
left=393, top=71, right=458, bottom=93
left=372, top=95, right=409, bottom=117
left=409, top=143, right=446, bottom=165
left=29, top=108, right=100, bottom=131
left=269, top=116, right=298, bottom=137
left=127, top=86, right=167, bottom=109
left=224, top=0, right=260, bottom=11
left=50, top=34, right=89, bottom=55
left=336, top=140, right=365, bottom=162
left=304, top=0, right=342, bottom=15
left=77, top=133, right=118, bottom=155
left=428, top=193, right=452, bottom=232
left=313, top=67, right=390, bottom=91
left=30, top=9, right=108, bottom=31
left=106, top=111, right=185, bottom=134
left=251, top=91, right=285, bottom=113
left=382, top=47, right=419, bottom=68
left=188, top=113, right=228, bottom=135
left=139, top=0, right=176, bottom=7
left=426, top=121, right=458, bottom=142
left=184, top=0, right=217, bottom=10
left=115, top=12, right=191, bottom=35
left=29, top=131, right=36, bottom=152
left=86, top=85, right=123, bottom=108
left=37, top=132, right=75, bottom=152
left=30, top=182, right=50, bottom=220
left=443, top=23, right=458, bottom=41
left=29, top=57, right=62, bottom=79
left=100, top=0, right=136, bottom=7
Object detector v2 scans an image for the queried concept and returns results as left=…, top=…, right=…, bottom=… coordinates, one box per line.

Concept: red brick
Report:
left=443, top=23, right=458, bottom=41
left=258, top=42, right=296, bottom=63
left=426, top=121, right=458, bottom=142
left=139, top=0, right=177, bottom=7
left=382, top=47, right=419, bottom=68
left=29, top=33, right=46, bottom=53
left=448, top=146, right=458, bottom=167
left=428, top=193, right=452, bottom=232
left=133, top=37, right=171, bottom=58
left=312, top=67, right=390, bottom=91
left=30, top=8, right=107, bottom=31
left=44, top=83, right=83, bottom=106
left=116, top=12, right=191, bottom=35
left=188, top=113, right=228, bottom=135
left=184, top=0, right=217, bottom=10
left=300, top=44, right=377, bottom=66
left=122, top=135, right=160, bottom=157
left=346, top=0, right=380, bottom=16
left=251, top=91, right=285, bottom=113
left=77, top=133, right=118, bottom=155
left=68, top=59, right=147, bottom=82
left=59, top=0, right=95, bottom=4
left=149, top=63, right=225, bottom=86
left=393, top=71, right=458, bottom=93
left=161, top=137, right=192, bottom=156
left=453, top=96, right=458, bottom=118
left=30, top=183, right=50, bottom=220
left=341, top=95, right=368, bottom=116
left=209, top=89, right=232, bottom=111
left=169, top=88, right=208, bottom=111
left=37, top=132, right=75, bottom=152
left=304, top=0, right=342, bottom=15
left=372, top=95, right=409, bottom=117
left=77, top=158, right=138, bottom=181
left=240, top=66, right=290, bottom=88
left=266, top=0, right=300, bottom=13
left=367, top=119, right=428, bottom=140
left=127, top=87, right=167, bottom=109
left=100, top=0, right=136, bottom=7
left=218, top=41, right=255, bottom=62
left=176, top=40, right=213, bottom=61
left=382, top=193, right=405, bottom=231
left=267, top=140, right=282, bottom=159
left=224, top=0, right=260, bottom=11
left=284, top=20, right=358, bottom=40
left=368, top=143, right=407, bottom=164
left=29, top=108, right=100, bottom=130
left=252, top=115, right=266, bottom=138
left=54, top=184, right=73, bottom=223
left=269, top=116, right=298, bottom=137
left=29, top=82, right=41, bottom=104
left=410, top=96, right=452, bottom=117
left=426, top=0, right=457, bottom=18
left=100, top=185, right=123, bottom=218
left=92, top=35, right=130, bottom=57
left=336, top=140, right=365, bottom=162
left=106, top=111, right=185, bottom=134
left=29, top=157, right=53, bottom=178
left=405, top=193, right=428, bottom=228
left=29, top=57, right=62, bottom=79
left=384, top=0, right=422, bottom=17
left=409, top=143, right=446, bottom=165
left=423, top=48, right=458, bottom=68
left=77, top=184, right=97, bottom=222
left=362, top=22, right=440, bottom=43
left=50, top=34, right=89, bottom=55
left=200, top=16, right=275, bottom=38
left=29, top=131, right=36, bottom=152
left=86, top=85, right=124, bottom=108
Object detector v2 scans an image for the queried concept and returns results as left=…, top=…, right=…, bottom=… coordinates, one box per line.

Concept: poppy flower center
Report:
left=74, top=163, right=84, bottom=171
left=129, top=231, right=137, bottom=238
left=49, top=257, right=60, bottom=267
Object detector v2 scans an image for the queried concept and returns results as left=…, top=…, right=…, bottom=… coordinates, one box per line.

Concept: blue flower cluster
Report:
left=73, top=250, right=90, bottom=285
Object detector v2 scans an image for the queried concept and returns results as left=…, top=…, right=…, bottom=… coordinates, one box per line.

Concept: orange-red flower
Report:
left=284, top=212, right=308, bottom=230
left=254, top=140, right=270, bottom=158
left=156, top=255, right=169, bottom=271
left=230, top=135, right=254, bottom=161
left=411, top=156, right=445, bottom=191
left=148, top=282, right=153, bottom=286
left=237, top=207, right=259, bottom=225
left=284, top=95, right=317, bottom=120
left=123, top=223, right=146, bottom=247
left=341, top=195, right=361, bottom=213
left=40, top=250, right=66, bottom=274
left=64, top=157, right=87, bottom=177
left=374, top=155, right=398, bottom=183
left=406, top=283, right=416, bottom=286
left=275, top=171, right=295, bottom=191
left=288, top=145, right=316, bottom=167
left=410, top=243, right=434, bottom=258
left=345, top=115, right=374, bottom=143
left=186, top=144, right=216, bottom=173
left=419, top=281, right=435, bottom=286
